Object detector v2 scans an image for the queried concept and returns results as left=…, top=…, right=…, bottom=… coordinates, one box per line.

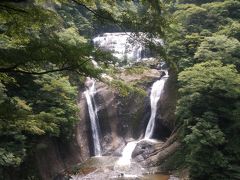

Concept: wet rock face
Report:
left=115, top=93, right=146, bottom=138
left=76, top=69, right=177, bottom=155
left=35, top=137, right=84, bottom=180
left=132, top=132, right=180, bottom=168
left=35, top=69, right=178, bottom=179
left=132, top=141, right=156, bottom=160
left=94, top=82, right=146, bottom=154
left=76, top=69, right=162, bottom=155
left=76, top=88, right=93, bottom=158
left=157, top=70, right=177, bottom=131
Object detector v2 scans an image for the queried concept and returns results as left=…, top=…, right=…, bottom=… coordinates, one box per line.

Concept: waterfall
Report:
left=144, top=70, right=169, bottom=139
left=84, top=78, right=102, bottom=156
left=93, top=32, right=145, bottom=62
left=93, top=32, right=163, bottom=63
left=88, top=32, right=166, bottom=164
left=116, top=141, right=137, bottom=166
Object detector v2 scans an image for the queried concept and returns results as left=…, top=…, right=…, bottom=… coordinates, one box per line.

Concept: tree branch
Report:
left=0, top=66, right=74, bottom=75
left=0, top=64, right=21, bottom=72
left=0, top=58, right=92, bottom=76
left=78, top=58, right=90, bottom=67
left=0, top=4, right=27, bottom=13
left=70, top=0, right=148, bottom=46
left=71, top=0, right=117, bottom=23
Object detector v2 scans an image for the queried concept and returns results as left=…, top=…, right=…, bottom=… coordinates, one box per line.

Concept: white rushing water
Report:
left=144, top=70, right=169, bottom=139
left=89, top=32, right=166, bottom=166
left=84, top=78, right=102, bottom=156
left=93, top=32, right=146, bottom=62
left=116, top=141, right=138, bottom=166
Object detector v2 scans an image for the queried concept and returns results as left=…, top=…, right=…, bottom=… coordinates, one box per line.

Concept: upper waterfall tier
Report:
left=93, top=32, right=162, bottom=62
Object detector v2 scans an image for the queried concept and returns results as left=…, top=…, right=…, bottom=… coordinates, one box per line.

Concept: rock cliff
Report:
left=34, top=67, right=178, bottom=179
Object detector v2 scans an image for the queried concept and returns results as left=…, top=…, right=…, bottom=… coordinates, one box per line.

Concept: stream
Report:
left=69, top=156, right=178, bottom=180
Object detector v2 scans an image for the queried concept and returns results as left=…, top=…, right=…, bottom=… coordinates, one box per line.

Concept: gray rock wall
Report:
left=34, top=68, right=178, bottom=179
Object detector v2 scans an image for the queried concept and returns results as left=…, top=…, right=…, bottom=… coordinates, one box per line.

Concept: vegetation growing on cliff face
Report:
left=125, top=66, right=149, bottom=75
left=109, top=79, right=147, bottom=97
left=167, top=0, right=240, bottom=179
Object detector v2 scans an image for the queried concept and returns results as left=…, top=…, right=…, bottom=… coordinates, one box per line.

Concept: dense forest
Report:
left=0, top=0, right=240, bottom=180
left=168, top=0, right=240, bottom=179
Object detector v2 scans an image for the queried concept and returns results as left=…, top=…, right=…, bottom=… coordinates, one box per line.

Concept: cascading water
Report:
left=68, top=33, right=177, bottom=179
left=115, top=69, right=169, bottom=167
left=88, top=32, right=167, bottom=166
left=84, top=78, right=102, bottom=156
left=144, top=70, right=169, bottom=139
left=93, top=32, right=144, bottom=62
left=116, top=141, right=137, bottom=166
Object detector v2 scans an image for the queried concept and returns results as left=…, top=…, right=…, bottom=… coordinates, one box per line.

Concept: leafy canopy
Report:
left=177, top=61, right=240, bottom=179
left=0, top=0, right=169, bottom=179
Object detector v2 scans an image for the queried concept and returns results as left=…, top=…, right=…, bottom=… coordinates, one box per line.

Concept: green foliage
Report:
left=109, top=80, right=146, bottom=97
left=57, top=3, right=94, bottom=36
left=0, top=2, right=60, bottom=47
left=125, top=66, right=149, bottom=75
left=194, top=35, right=240, bottom=69
left=166, top=0, right=240, bottom=178
left=167, top=0, right=240, bottom=71
left=0, top=0, right=170, bottom=178
left=0, top=73, right=78, bottom=177
left=0, top=148, right=23, bottom=167
left=176, top=61, right=240, bottom=179
left=217, top=21, right=240, bottom=40
left=178, top=0, right=223, bottom=5
left=34, top=74, right=78, bottom=137
left=183, top=117, right=228, bottom=179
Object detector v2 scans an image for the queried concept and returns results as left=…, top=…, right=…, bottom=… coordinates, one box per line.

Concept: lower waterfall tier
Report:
left=34, top=67, right=177, bottom=180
